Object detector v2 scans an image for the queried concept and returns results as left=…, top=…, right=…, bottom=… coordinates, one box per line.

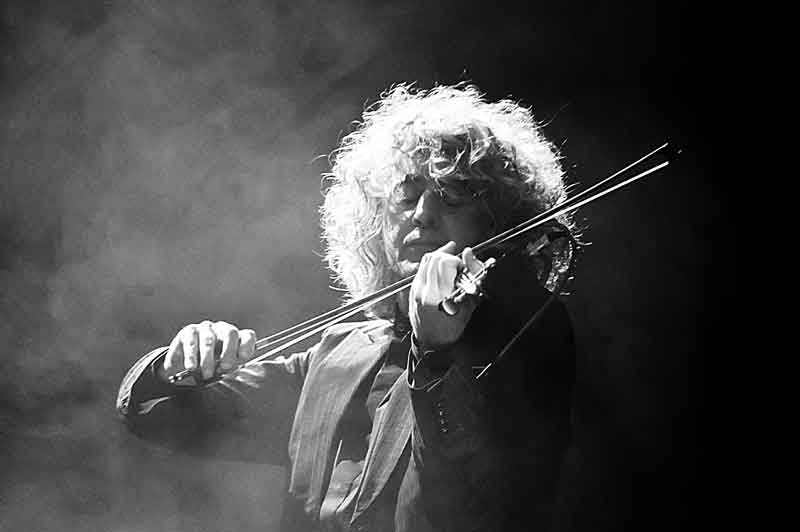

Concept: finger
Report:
left=214, top=321, right=239, bottom=372
left=425, top=252, right=458, bottom=305
left=437, top=240, right=457, bottom=255
left=164, top=332, right=184, bottom=376
left=436, top=254, right=463, bottom=315
left=462, top=247, right=484, bottom=275
left=423, top=252, right=440, bottom=306
left=181, top=325, right=199, bottom=373
left=412, top=252, right=431, bottom=303
left=435, top=253, right=460, bottom=295
left=197, top=322, right=217, bottom=381
left=439, top=295, right=461, bottom=317
left=238, top=329, right=256, bottom=363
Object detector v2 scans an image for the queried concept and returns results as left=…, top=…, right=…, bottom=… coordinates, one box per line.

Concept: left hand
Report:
left=409, top=242, right=487, bottom=350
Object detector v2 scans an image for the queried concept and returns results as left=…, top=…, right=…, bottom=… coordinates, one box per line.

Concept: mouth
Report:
left=401, top=240, right=441, bottom=254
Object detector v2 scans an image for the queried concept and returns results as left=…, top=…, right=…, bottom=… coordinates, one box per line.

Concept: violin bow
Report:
left=169, top=142, right=676, bottom=383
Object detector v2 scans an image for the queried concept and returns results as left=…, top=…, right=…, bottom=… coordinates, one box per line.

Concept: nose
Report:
left=411, top=189, right=442, bottom=228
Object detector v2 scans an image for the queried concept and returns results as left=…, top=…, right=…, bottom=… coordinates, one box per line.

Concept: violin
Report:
left=168, top=142, right=675, bottom=384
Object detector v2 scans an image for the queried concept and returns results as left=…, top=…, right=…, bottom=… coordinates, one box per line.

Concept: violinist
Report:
left=117, top=83, right=577, bottom=532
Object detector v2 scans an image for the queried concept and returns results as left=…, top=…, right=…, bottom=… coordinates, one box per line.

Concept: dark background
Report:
left=1, top=1, right=720, bottom=531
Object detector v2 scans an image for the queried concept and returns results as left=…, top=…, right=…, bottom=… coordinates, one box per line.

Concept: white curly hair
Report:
left=320, top=83, right=571, bottom=318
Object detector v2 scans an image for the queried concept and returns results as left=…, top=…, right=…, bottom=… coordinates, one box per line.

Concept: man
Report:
left=117, top=84, right=576, bottom=531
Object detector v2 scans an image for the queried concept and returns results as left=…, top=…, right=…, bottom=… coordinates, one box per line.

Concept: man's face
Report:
left=383, top=174, right=494, bottom=278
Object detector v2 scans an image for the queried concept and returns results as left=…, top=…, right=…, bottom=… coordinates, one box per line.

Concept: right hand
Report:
left=159, top=320, right=257, bottom=384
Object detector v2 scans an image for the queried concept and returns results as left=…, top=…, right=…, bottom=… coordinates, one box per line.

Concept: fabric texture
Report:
left=117, top=256, right=576, bottom=531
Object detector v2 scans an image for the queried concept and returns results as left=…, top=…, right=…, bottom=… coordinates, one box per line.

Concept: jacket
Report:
left=117, top=261, right=575, bottom=531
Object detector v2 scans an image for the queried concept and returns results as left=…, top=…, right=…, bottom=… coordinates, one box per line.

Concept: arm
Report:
left=116, top=341, right=314, bottom=465
left=409, top=300, right=575, bottom=531
left=407, top=248, right=575, bottom=531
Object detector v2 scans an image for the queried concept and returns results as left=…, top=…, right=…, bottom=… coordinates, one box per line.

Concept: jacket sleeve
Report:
left=116, top=343, right=314, bottom=465
left=407, top=297, right=576, bottom=531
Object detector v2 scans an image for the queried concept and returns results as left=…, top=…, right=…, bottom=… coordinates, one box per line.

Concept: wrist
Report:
left=411, top=334, right=453, bottom=372
left=412, top=332, right=450, bottom=354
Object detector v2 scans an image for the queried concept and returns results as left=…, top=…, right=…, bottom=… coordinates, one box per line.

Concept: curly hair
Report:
left=320, top=83, right=572, bottom=318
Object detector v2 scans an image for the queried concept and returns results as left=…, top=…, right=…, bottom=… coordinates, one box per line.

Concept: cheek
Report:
left=443, top=211, right=494, bottom=246
left=382, top=211, right=412, bottom=258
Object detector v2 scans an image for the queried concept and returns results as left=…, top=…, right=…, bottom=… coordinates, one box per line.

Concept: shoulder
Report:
left=322, top=318, right=392, bottom=339
left=315, top=318, right=393, bottom=351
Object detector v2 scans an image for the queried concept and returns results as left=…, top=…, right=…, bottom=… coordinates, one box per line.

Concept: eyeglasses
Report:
left=389, top=175, right=485, bottom=209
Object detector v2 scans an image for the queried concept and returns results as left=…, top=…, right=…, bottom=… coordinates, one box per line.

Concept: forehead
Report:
left=364, top=131, right=496, bottom=198
left=386, top=166, right=491, bottom=194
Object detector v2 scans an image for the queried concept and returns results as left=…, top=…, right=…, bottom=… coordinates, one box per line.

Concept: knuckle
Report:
left=412, top=283, right=423, bottom=299
left=220, top=334, right=238, bottom=360
left=441, top=255, right=458, bottom=268
left=199, top=333, right=213, bottom=346
left=213, top=320, right=234, bottom=333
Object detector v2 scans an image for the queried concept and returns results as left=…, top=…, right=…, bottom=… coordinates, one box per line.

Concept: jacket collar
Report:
left=288, top=321, right=393, bottom=518
left=351, top=369, right=413, bottom=522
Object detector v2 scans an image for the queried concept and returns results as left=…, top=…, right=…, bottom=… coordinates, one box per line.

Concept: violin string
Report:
left=253, top=282, right=413, bottom=359
left=247, top=155, right=671, bottom=365
left=253, top=272, right=415, bottom=348
left=168, top=144, right=674, bottom=382
left=472, top=142, right=670, bottom=256
left=252, top=142, right=671, bottom=352
left=496, top=160, right=669, bottom=246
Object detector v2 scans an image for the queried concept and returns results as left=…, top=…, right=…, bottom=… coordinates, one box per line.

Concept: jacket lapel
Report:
left=351, top=369, right=413, bottom=522
left=288, top=324, right=390, bottom=518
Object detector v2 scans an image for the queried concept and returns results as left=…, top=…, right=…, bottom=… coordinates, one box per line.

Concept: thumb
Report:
left=462, top=247, right=485, bottom=275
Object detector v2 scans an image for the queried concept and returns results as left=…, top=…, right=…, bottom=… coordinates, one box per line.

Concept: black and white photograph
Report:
left=1, top=1, right=719, bottom=531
